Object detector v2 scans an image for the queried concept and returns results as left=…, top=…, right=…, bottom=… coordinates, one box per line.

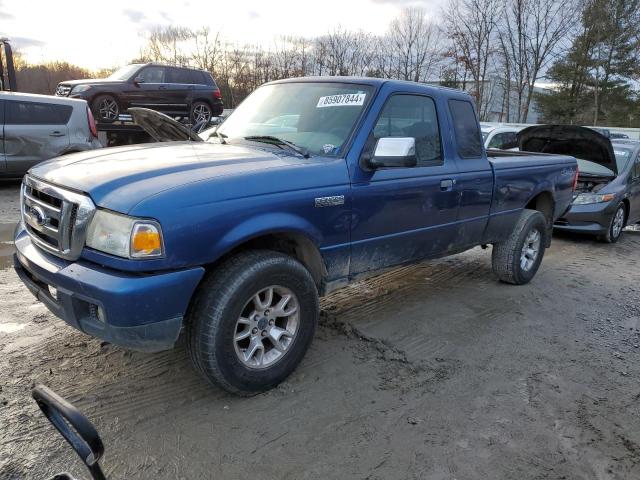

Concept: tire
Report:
left=598, top=203, right=626, bottom=243
left=492, top=209, right=548, bottom=285
left=186, top=250, right=319, bottom=395
left=190, top=101, right=212, bottom=124
left=91, top=94, right=119, bottom=123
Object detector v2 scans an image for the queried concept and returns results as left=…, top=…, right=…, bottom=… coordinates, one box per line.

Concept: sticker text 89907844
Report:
left=316, top=93, right=366, bottom=108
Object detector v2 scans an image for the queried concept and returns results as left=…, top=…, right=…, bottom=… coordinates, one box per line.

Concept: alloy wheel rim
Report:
left=233, top=286, right=299, bottom=369
left=98, top=99, right=118, bottom=121
left=193, top=104, right=211, bottom=123
left=520, top=228, right=541, bottom=272
left=612, top=207, right=625, bottom=238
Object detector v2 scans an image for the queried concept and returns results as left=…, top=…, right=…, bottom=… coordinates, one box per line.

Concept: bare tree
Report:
left=387, top=7, right=442, bottom=82
left=445, top=0, right=503, bottom=120
left=142, top=26, right=193, bottom=65
left=520, top=0, right=576, bottom=121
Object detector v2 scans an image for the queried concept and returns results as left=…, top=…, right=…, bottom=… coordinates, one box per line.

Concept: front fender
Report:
left=209, top=211, right=324, bottom=262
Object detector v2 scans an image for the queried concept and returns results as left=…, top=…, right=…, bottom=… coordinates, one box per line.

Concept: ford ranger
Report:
left=14, top=77, right=578, bottom=395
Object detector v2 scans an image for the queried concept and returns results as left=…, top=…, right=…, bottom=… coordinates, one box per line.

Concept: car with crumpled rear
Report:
left=519, top=126, right=640, bottom=243
left=0, top=92, right=102, bottom=177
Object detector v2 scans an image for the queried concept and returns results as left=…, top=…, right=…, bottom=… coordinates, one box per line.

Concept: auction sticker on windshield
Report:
left=317, top=93, right=366, bottom=108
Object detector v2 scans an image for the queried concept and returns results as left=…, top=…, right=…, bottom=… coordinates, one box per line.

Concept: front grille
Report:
left=55, top=85, right=72, bottom=96
left=21, top=176, right=96, bottom=260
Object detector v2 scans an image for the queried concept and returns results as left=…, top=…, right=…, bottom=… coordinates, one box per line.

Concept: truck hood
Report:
left=28, top=142, right=307, bottom=213
left=518, top=125, right=617, bottom=174
left=129, top=107, right=202, bottom=142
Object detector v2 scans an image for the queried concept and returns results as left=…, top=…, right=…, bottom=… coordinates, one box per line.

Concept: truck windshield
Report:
left=211, top=82, right=374, bottom=157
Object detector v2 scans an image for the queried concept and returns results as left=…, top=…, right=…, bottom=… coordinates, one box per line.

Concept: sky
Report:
left=0, top=0, right=439, bottom=70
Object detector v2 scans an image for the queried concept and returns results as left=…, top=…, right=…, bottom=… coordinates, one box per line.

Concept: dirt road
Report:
left=1, top=180, right=640, bottom=479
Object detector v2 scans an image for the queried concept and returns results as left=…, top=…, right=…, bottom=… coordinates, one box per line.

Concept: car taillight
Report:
left=87, top=106, right=98, bottom=138
left=213, top=89, right=222, bottom=99
left=572, top=167, right=579, bottom=191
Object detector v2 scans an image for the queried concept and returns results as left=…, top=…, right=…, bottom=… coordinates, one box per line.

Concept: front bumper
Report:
left=13, top=225, right=205, bottom=352
left=553, top=200, right=617, bottom=235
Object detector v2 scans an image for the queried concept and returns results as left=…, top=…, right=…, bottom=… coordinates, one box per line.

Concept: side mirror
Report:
left=32, top=384, right=106, bottom=480
left=133, top=76, right=145, bottom=85
left=369, top=137, right=417, bottom=169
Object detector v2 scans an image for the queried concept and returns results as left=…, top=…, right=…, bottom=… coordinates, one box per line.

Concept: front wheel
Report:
left=492, top=209, right=548, bottom=285
left=598, top=203, right=626, bottom=243
left=186, top=250, right=319, bottom=395
left=91, top=94, right=119, bottom=123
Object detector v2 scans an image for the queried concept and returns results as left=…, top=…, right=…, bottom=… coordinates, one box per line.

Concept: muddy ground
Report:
left=1, top=179, right=640, bottom=479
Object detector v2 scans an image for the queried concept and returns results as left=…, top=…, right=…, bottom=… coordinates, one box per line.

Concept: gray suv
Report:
left=0, top=92, right=102, bottom=177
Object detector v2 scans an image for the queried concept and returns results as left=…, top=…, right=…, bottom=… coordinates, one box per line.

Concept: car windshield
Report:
left=208, top=82, right=374, bottom=157
left=107, top=64, right=141, bottom=81
left=577, top=147, right=633, bottom=176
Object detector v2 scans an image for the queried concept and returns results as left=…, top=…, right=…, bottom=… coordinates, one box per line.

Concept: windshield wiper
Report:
left=244, top=135, right=310, bottom=158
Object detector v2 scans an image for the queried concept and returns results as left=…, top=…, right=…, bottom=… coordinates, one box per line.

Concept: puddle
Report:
left=0, top=322, right=26, bottom=334
left=0, top=222, right=16, bottom=270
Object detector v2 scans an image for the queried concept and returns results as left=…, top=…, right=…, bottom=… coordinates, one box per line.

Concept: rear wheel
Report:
left=91, top=94, right=119, bottom=123
left=186, top=250, right=319, bottom=395
left=190, top=101, right=212, bottom=124
left=492, top=209, right=548, bottom=285
left=598, top=203, right=626, bottom=243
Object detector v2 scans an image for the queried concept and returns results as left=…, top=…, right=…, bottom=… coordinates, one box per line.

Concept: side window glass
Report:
left=488, top=133, right=504, bottom=149
left=6, top=101, right=72, bottom=125
left=448, top=99, right=483, bottom=158
left=190, top=71, right=206, bottom=85
left=167, top=68, right=192, bottom=84
left=138, top=67, right=165, bottom=83
left=503, top=132, right=518, bottom=150
left=373, top=94, right=442, bottom=166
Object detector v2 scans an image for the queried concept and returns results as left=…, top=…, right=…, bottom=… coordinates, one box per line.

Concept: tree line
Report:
left=12, top=0, right=640, bottom=127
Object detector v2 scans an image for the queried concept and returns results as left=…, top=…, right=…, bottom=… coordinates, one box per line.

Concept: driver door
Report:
left=123, top=66, right=167, bottom=108
left=349, top=93, right=460, bottom=276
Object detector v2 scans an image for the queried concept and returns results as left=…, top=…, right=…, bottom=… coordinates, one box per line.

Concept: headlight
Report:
left=71, top=85, right=91, bottom=94
left=86, top=210, right=164, bottom=259
left=572, top=193, right=616, bottom=205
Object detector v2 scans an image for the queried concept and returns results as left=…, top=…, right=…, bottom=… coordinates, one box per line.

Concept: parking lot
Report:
left=0, top=180, right=638, bottom=479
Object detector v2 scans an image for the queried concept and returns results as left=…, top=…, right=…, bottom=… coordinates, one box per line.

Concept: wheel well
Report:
left=526, top=192, right=554, bottom=225
left=208, top=233, right=327, bottom=289
left=526, top=192, right=555, bottom=246
left=192, top=98, right=213, bottom=108
left=622, top=198, right=630, bottom=224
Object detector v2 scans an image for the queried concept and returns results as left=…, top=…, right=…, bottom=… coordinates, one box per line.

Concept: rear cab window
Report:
left=448, top=99, right=483, bottom=158
left=6, top=100, right=73, bottom=125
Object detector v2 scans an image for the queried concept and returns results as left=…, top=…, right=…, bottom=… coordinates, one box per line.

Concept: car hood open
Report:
left=518, top=125, right=617, bottom=175
left=129, top=107, right=202, bottom=142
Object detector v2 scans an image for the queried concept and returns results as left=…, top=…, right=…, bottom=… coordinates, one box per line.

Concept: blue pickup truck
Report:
left=14, top=77, right=579, bottom=395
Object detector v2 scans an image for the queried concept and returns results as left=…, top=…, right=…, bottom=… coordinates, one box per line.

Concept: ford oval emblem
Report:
left=30, top=205, right=48, bottom=226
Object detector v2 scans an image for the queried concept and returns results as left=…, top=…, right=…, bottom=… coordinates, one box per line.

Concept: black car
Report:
left=519, top=126, right=640, bottom=243
left=55, top=63, right=223, bottom=124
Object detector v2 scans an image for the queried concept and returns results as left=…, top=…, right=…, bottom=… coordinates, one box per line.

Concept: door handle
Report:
left=158, top=86, right=167, bottom=90
left=49, top=131, right=65, bottom=137
left=440, top=179, right=455, bottom=191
